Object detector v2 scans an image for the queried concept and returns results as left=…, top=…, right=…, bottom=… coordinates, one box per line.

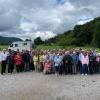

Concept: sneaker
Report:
left=85, top=74, right=87, bottom=76
left=82, top=74, right=84, bottom=76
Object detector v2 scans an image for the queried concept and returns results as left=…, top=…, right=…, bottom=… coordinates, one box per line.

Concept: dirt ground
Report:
left=0, top=72, right=100, bottom=100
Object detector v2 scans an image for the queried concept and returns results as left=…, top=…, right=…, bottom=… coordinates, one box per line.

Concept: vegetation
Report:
left=1, top=17, right=100, bottom=51
left=43, top=17, right=100, bottom=48
left=0, top=45, right=8, bottom=51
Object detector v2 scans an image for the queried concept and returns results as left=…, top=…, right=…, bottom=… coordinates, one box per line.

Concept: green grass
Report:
left=1, top=44, right=100, bottom=52
left=0, top=45, right=9, bottom=51
left=36, top=45, right=63, bottom=50
left=36, top=45, right=100, bottom=52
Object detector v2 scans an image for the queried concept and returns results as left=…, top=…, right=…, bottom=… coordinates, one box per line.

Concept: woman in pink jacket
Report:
left=43, top=59, right=52, bottom=74
left=80, top=51, right=89, bottom=75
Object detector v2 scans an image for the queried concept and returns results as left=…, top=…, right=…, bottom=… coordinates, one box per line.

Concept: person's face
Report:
left=3, top=50, right=6, bottom=53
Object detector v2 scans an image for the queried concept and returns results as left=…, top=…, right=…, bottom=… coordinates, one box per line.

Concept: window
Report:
left=15, top=44, right=18, bottom=47
left=10, top=44, right=13, bottom=47
left=24, top=43, right=27, bottom=45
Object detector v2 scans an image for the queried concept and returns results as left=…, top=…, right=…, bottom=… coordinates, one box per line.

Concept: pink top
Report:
left=80, top=54, right=89, bottom=65
left=96, top=56, right=100, bottom=62
left=44, top=62, right=51, bottom=70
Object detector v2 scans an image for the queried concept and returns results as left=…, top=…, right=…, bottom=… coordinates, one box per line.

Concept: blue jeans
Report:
left=82, top=64, right=88, bottom=74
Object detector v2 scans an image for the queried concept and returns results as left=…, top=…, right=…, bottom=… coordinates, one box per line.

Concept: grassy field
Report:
left=0, top=44, right=100, bottom=52
left=36, top=45, right=100, bottom=52
left=0, top=45, right=8, bottom=51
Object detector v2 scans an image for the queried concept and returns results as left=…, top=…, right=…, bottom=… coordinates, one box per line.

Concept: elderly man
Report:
left=0, top=49, right=8, bottom=75
left=63, top=51, right=73, bottom=75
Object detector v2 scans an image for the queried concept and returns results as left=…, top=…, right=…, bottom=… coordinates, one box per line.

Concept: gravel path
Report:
left=0, top=72, right=100, bottom=100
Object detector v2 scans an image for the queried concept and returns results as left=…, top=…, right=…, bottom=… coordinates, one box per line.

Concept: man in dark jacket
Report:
left=7, top=51, right=14, bottom=74
left=63, top=51, right=73, bottom=75
left=89, top=52, right=97, bottom=74
left=22, top=50, right=31, bottom=71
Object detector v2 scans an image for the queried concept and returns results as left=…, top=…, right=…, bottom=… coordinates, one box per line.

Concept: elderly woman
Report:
left=33, top=52, right=39, bottom=72
left=14, top=52, right=22, bottom=73
left=43, top=58, right=52, bottom=74
left=80, top=51, right=89, bottom=75
left=54, top=53, right=62, bottom=76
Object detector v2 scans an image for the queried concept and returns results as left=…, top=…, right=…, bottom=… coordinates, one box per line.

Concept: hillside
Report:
left=44, top=17, right=100, bottom=48
left=0, top=36, right=22, bottom=45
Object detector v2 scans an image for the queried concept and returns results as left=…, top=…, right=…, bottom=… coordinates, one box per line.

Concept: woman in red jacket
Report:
left=14, top=52, right=22, bottom=73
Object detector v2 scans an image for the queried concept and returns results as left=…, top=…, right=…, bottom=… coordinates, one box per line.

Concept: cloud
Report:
left=0, top=0, right=100, bottom=40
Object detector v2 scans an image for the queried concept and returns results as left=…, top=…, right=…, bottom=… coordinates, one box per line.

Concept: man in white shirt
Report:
left=0, top=49, right=8, bottom=75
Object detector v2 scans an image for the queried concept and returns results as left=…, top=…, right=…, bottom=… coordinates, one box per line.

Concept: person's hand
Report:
left=66, top=60, right=68, bottom=63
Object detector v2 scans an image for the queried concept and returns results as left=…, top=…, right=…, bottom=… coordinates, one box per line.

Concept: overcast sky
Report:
left=0, top=0, right=100, bottom=40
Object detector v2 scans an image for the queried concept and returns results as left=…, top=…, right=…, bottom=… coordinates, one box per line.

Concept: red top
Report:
left=14, top=54, right=22, bottom=66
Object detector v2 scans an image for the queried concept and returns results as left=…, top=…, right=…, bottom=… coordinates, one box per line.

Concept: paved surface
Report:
left=0, top=72, right=100, bottom=100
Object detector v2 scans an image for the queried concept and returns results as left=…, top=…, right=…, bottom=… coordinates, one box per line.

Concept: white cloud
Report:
left=0, top=0, right=100, bottom=40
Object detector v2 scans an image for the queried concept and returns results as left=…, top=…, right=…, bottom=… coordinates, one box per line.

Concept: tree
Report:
left=92, top=22, right=100, bottom=47
left=34, top=37, right=44, bottom=45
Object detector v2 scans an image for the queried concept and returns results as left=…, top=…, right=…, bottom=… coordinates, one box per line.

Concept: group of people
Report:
left=0, top=48, right=100, bottom=76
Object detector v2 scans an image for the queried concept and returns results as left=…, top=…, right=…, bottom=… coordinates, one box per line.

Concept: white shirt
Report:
left=0, top=52, right=8, bottom=61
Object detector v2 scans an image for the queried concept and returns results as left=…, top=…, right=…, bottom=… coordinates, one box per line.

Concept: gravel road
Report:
left=0, top=72, right=100, bottom=100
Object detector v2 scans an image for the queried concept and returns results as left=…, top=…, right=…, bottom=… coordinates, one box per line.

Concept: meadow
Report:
left=0, top=44, right=100, bottom=52
left=0, top=45, right=8, bottom=51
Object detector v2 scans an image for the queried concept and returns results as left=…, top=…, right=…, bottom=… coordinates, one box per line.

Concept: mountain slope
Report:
left=44, top=17, right=100, bottom=47
left=0, top=36, right=22, bottom=44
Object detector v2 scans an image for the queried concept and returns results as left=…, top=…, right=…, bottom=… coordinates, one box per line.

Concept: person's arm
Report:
left=87, top=56, right=89, bottom=65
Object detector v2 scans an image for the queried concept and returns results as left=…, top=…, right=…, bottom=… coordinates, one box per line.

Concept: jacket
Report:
left=14, top=54, right=22, bottom=65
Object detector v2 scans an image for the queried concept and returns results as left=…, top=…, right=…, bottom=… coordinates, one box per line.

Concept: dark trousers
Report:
left=30, top=62, right=34, bottom=71
left=1, top=61, right=6, bottom=75
left=24, top=62, right=30, bottom=71
left=64, top=63, right=72, bottom=74
left=97, top=62, right=100, bottom=73
left=77, top=61, right=82, bottom=73
left=89, top=61, right=97, bottom=74
left=59, top=65, right=64, bottom=74
left=8, top=64, right=14, bottom=74
left=82, top=64, right=88, bottom=74
left=16, top=65, right=21, bottom=72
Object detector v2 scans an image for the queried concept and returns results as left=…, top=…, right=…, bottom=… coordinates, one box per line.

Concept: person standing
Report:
left=14, top=52, right=22, bottom=73
left=80, top=52, right=89, bottom=75
left=89, top=52, right=96, bottom=74
left=0, top=49, right=8, bottom=75
left=63, top=51, right=73, bottom=75
left=96, top=54, right=100, bottom=73
left=23, top=50, right=30, bottom=71
left=39, top=51, right=44, bottom=71
left=48, top=51, right=55, bottom=73
left=7, top=51, right=14, bottom=74
left=72, top=51, right=79, bottom=74
left=43, top=58, right=52, bottom=74
left=33, top=52, right=39, bottom=72
left=29, top=49, right=34, bottom=71
left=59, top=52, right=64, bottom=74
left=54, top=54, right=61, bottom=76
